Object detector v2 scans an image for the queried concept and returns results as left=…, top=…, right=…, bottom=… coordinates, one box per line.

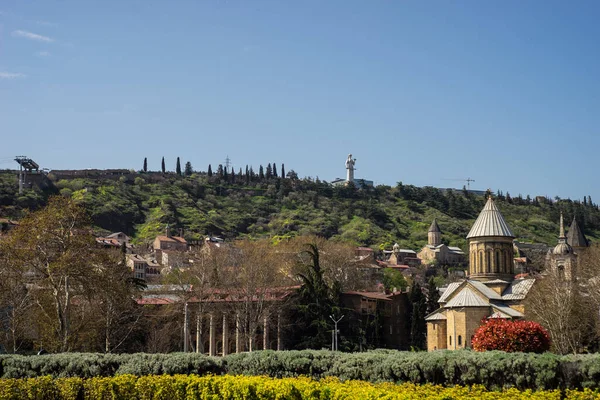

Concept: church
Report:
left=425, top=197, right=534, bottom=351
left=425, top=197, right=590, bottom=351
left=417, top=219, right=466, bottom=266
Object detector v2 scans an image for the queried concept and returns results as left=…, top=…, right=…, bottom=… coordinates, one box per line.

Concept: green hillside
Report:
left=1, top=170, right=599, bottom=252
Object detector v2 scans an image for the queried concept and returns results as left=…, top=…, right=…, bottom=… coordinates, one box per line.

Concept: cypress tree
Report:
left=176, top=157, right=182, bottom=176
left=259, top=165, right=265, bottom=180
left=143, top=157, right=147, bottom=173
left=426, top=277, right=440, bottom=314
left=229, top=168, right=234, bottom=183
left=245, top=165, right=250, bottom=184
left=208, top=164, right=213, bottom=177
left=273, top=163, right=278, bottom=178
left=217, top=164, right=224, bottom=178
left=409, top=283, right=427, bottom=350
left=266, top=163, right=272, bottom=179
left=281, top=164, right=285, bottom=179
left=184, top=161, right=193, bottom=176
left=161, top=157, right=166, bottom=174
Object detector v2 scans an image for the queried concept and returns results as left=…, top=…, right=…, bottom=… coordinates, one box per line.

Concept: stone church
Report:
left=417, top=219, right=466, bottom=265
left=425, top=197, right=535, bottom=351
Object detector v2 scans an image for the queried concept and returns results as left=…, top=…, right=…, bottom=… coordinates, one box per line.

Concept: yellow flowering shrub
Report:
left=0, top=374, right=596, bottom=399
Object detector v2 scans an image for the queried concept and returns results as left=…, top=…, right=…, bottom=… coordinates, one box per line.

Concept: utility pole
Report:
left=183, top=302, right=189, bottom=352
left=330, top=315, right=344, bottom=351
left=224, top=155, right=232, bottom=173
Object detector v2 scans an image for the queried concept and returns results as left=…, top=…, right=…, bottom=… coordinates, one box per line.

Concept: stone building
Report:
left=546, top=214, right=589, bottom=281
left=425, top=197, right=535, bottom=351
left=417, top=219, right=465, bottom=266
left=153, top=225, right=188, bottom=265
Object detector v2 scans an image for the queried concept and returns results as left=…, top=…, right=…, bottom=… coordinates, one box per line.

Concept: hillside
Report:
left=1, top=169, right=599, bottom=252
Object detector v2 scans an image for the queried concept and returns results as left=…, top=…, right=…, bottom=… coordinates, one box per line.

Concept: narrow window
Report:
left=449, top=336, right=452, bottom=346
left=458, top=335, right=462, bottom=346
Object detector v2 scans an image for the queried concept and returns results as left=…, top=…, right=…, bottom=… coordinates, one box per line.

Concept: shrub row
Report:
left=3, top=350, right=600, bottom=391
left=0, top=374, right=574, bottom=400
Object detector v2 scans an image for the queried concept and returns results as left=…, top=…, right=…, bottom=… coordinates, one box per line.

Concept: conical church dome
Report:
left=553, top=213, right=572, bottom=255
left=467, top=197, right=514, bottom=239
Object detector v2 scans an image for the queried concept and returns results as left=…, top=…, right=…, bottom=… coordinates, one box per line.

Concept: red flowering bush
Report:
left=471, top=318, right=550, bottom=353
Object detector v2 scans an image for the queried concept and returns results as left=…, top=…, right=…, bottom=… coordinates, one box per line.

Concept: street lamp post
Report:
left=330, top=315, right=344, bottom=351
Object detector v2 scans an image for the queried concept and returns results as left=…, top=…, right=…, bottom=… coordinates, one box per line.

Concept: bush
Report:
left=3, top=350, right=600, bottom=390
left=0, top=375, right=569, bottom=400
left=472, top=319, right=551, bottom=353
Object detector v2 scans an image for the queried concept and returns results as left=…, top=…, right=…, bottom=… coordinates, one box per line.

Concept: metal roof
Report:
left=438, top=281, right=463, bottom=303
left=482, top=279, right=510, bottom=284
left=501, top=278, right=535, bottom=300
left=567, top=218, right=588, bottom=248
left=468, top=280, right=503, bottom=300
left=425, top=311, right=447, bottom=321
left=466, top=197, right=515, bottom=239
left=445, top=287, right=489, bottom=308
left=428, top=219, right=441, bottom=233
left=491, top=303, right=523, bottom=318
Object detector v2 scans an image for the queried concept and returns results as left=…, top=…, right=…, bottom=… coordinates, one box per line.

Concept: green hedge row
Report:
left=1, top=350, right=600, bottom=390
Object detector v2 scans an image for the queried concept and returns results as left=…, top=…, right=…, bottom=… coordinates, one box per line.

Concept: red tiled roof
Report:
left=344, top=291, right=391, bottom=301
left=155, top=235, right=187, bottom=244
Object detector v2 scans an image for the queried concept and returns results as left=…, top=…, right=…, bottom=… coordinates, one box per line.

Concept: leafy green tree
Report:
left=143, top=158, right=147, bottom=173
left=184, top=161, right=193, bottom=176
left=161, top=157, right=166, bottom=173
left=217, top=164, right=224, bottom=178
left=382, top=268, right=407, bottom=292
left=176, top=157, right=182, bottom=176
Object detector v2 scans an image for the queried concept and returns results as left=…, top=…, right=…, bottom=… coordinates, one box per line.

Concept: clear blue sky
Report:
left=1, top=1, right=599, bottom=201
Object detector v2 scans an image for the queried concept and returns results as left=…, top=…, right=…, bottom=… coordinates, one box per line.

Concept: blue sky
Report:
left=1, top=1, right=599, bottom=201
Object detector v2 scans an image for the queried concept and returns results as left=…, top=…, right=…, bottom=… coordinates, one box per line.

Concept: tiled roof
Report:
left=502, top=278, right=535, bottom=300
left=467, top=198, right=515, bottom=239
left=445, top=287, right=489, bottom=308
left=155, top=235, right=187, bottom=244
left=343, top=291, right=391, bottom=301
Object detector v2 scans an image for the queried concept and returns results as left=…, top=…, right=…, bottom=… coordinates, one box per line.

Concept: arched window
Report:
left=495, top=251, right=500, bottom=273
left=458, top=335, right=462, bottom=346
left=557, top=264, right=565, bottom=279
left=478, top=252, right=483, bottom=273
left=486, top=251, right=491, bottom=272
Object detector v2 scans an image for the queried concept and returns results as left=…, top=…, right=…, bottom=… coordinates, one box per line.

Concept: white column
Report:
left=263, top=314, right=269, bottom=350
left=222, top=314, right=229, bottom=356
left=195, top=313, right=203, bottom=354
left=277, top=313, right=282, bottom=351
left=235, top=313, right=242, bottom=353
left=209, top=312, right=216, bottom=357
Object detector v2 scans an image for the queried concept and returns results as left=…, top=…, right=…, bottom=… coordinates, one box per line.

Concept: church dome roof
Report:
left=467, top=197, right=515, bottom=239
left=552, top=242, right=572, bottom=255
left=428, top=219, right=441, bottom=233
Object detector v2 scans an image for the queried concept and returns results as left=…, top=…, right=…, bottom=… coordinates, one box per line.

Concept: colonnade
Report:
left=191, top=311, right=282, bottom=356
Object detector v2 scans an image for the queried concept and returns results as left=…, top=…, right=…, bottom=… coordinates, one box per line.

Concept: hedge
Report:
left=0, top=375, right=573, bottom=400
left=3, top=350, right=600, bottom=390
